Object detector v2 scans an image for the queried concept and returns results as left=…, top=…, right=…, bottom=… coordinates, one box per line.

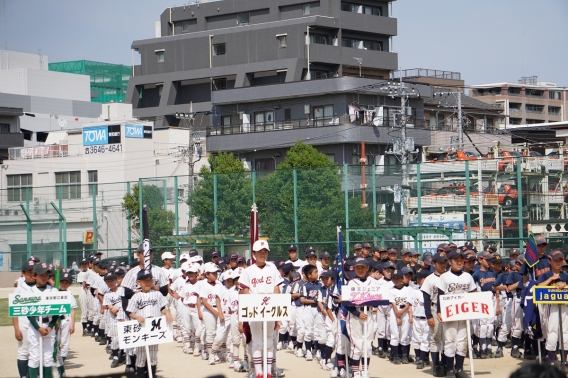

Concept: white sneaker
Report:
left=296, top=349, right=305, bottom=358
left=315, top=350, right=322, bottom=361
left=288, top=341, right=294, bottom=350
left=227, top=354, right=234, bottom=368
left=209, top=356, right=216, bottom=365
left=272, top=366, right=285, bottom=377
left=325, top=363, right=335, bottom=371
left=277, top=341, right=283, bottom=350
left=339, top=368, right=347, bottom=378
left=202, top=352, right=209, bottom=360
left=330, top=368, right=339, bottom=378
left=320, top=359, right=327, bottom=369
left=214, top=354, right=221, bottom=363
left=176, top=336, right=183, bottom=343
left=305, top=350, right=313, bottom=361
left=182, top=345, right=193, bottom=354
left=353, top=372, right=361, bottom=378
left=360, top=371, right=368, bottom=378
left=193, top=348, right=201, bottom=357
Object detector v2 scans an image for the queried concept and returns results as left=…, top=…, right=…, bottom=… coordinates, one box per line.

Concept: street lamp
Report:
left=353, top=57, right=363, bottom=77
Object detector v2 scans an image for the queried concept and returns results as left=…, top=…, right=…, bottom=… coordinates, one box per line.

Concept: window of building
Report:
left=55, top=171, right=81, bottom=200
left=222, top=115, right=240, bottom=129
left=212, top=43, right=226, bottom=56
left=88, top=170, right=98, bottom=196
left=277, top=35, right=287, bottom=48
left=342, top=38, right=382, bottom=51
left=313, top=105, right=333, bottom=126
left=212, top=78, right=227, bottom=91
left=181, top=21, right=190, bottom=32
left=284, top=109, right=292, bottom=122
left=0, top=123, right=9, bottom=133
left=327, top=154, right=335, bottom=163
left=526, top=119, right=541, bottom=124
left=255, top=158, right=276, bottom=171
left=549, top=91, right=560, bottom=100
left=310, top=34, right=329, bottom=45
left=509, top=102, right=522, bottom=110
left=507, top=88, right=521, bottom=96
left=549, top=106, right=561, bottom=116
left=237, top=12, right=250, bottom=24
left=509, top=118, right=522, bottom=125
left=303, top=4, right=311, bottom=15
left=254, top=111, right=275, bottom=126
left=526, top=104, right=544, bottom=113
left=156, top=51, right=165, bottom=63
left=7, top=174, right=32, bottom=202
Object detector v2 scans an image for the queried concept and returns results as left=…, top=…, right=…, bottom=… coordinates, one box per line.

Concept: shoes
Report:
left=491, top=339, right=498, bottom=347
left=277, top=341, right=283, bottom=350
left=416, top=360, right=425, bottom=369
left=472, top=348, right=480, bottom=359
left=305, top=350, right=313, bottom=361
left=182, top=345, right=193, bottom=354
left=214, top=354, right=221, bottom=363
left=480, top=349, right=487, bottom=359
left=82, top=329, right=89, bottom=337
left=330, top=368, right=339, bottom=378
left=511, top=347, right=522, bottom=358
left=378, top=350, right=387, bottom=359
left=108, top=354, right=113, bottom=360
left=393, top=356, right=402, bottom=365
left=242, top=361, right=249, bottom=372
left=95, top=335, right=100, bottom=342
left=505, top=340, right=512, bottom=349
left=176, top=336, right=183, bottom=343
left=372, top=346, right=379, bottom=355
left=446, top=369, right=456, bottom=378
left=296, top=349, right=305, bottom=358
left=209, top=356, right=216, bottom=365
left=434, top=364, right=445, bottom=377
left=408, top=355, right=415, bottom=363
left=272, top=367, right=285, bottom=377
left=339, top=368, right=347, bottom=378
left=315, top=350, right=322, bottom=361
left=485, top=348, right=494, bottom=358
left=425, top=359, right=431, bottom=366
left=125, top=365, right=135, bottom=373
left=401, top=354, right=409, bottom=364
left=202, top=352, right=209, bottom=360
left=353, top=372, right=361, bottom=378
left=325, top=363, right=335, bottom=371
left=228, top=356, right=235, bottom=369
left=524, top=350, right=536, bottom=360
left=105, top=345, right=111, bottom=354
left=494, top=347, right=504, bottom=358
left=193, top=348, right=201, bottom=357
left=110, top=358, right=120, bottom=368
left=455, top=370, right=470, bottom=378
left=99, top=338, right=107, bottom=345
left=320, top=359, right=327, bottom=369
left=288, top=341, right=294, bottom=350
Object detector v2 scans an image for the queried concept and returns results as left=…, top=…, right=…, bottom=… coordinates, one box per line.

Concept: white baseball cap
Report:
left=179, top=253, right=190, bottom=262
left=204, top=262, right=220, bottom=274
left=221, top=270, right=233, bottom=281
left=194, top=255, right=203, bottom=262
left=161, top=251, right=175, bottom=260
left=233, top=267, right=244, bottom=278
left=252, top=240, right=270, bottom=252
left=185, top=263, right=200, bottom=273
left=180, top=262, right=190, bottom=271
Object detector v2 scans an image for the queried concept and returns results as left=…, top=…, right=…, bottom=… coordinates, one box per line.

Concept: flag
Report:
left=334, top=226, right=346, bottom=292
left=250, top=204, right=259, bottom=264
left=524, top=233, right=538, bottom=268
left=142, top=205, right=151, bottom=271
left=521, top=279, right=543, bottom=340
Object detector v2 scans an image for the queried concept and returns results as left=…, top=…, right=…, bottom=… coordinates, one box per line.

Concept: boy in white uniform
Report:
left=411, top=268, right=431, bottom=369
left=389, top=268, right=413, bottom=365
left=57, top=272, right=78, bottom=377
left=12, top=259, right=36, bottom=378
left=76, top=258, right=90, bottom=336
left=211, top=269, right=234, bottom=363
left=239, top=240, right=283, bottom=378
left=198, top=262, right=223, bottom=364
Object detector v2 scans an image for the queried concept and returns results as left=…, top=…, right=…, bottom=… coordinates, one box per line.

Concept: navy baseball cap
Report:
left=388, top=248, right=397, bottom=255
left=305, top=246, right=316, bottom=254
left=218, top=260, right=227, bottom=268
left=33, top=262, right=51, bottom=275
left=211, top=251, right=220, bottom=257
left=104, top=272, right=117, bottom=281
left=382, top=261, right=396, bottom=270
left=432, top=252, right=448, bottom=263
left=392, top=269, right=403, bottom=279
left=401, top=248, right=411, bottom=256
left=353, top=257, right=368, bottom=267
left=22, top=259, right=35, bottom=272
left=491, top=255, right=503, bottom=264
left=288, top=245, right=298, bottom=252
left=535, top=235, right=548, bottom=245
left=354, top=243, right=363, bottom=250
left=415, top=268, right=431, bottom=279
left=447, top=250, right=462, bottom=259
left=306, top=251, right=317, bottom=259
left=344, top=263, right=356, bottom=280
left=237, top=256, right=246, bottom=263
left=130, top=258, right=140, bottom=268
left=549, top=250, right=564, bottom=261
left=410, top=250, right=420, bottom=257
left=463, top=251, right=477, bottom=262
left=319, top=251, right=331, bottom=259
left=478, top=250, right=494, bottom=260
left=362, top=242, right=372, bottom=248
left=379, top=246, right=388, bottom=252
left=189, top=249, right=198, bottom=257
left=94, top=251, right=103, bottom=256
left=422, top=255, right=433, bottom=266
left=373, top=261, right=384, bottom=272
left=80, top=258, right=88, bottom=264
left=115, top=268, right=127, bottom=276
left=290, top=271, right=301, bottom=282
left=320, top=269, right=334, bottom=278
left=229, top=253, right=238, bottom=260
left=60, top=272, right=72, bottom=282
left=509, top=248, right=520, bottom=257
left=93, top=259, right=101, bottom=266
left=401, top=267, right=413, bottom=275
left=137, top=269, right=153, bottom=280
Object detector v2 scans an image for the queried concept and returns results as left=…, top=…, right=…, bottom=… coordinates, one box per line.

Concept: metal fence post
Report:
left=417, top=163, right=422, bottom=254
left=174, top=176, right=179, bottom=267
left=93, top=183, right=98, bottom=252
left=252, top=170, right=257, bottom=204
left=26, top=188, right=31, bottom=259
left=138, top=179, right=143, bottom=241
left=372, top=164, right=377, bottom=246
left=516, top=157, right=524, bottom=249
left=213, top=173, right=219, bottom=235
left=293, top=169, right=299, bottom=245
left=127, top=182, right=131, bottom=264
left=465, top=161, right=471, bottom=240
left=344, top=164, right=350, bottom=249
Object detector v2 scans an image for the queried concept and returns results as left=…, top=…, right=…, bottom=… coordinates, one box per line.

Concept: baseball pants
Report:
left=497, top=298, right=512, bottom=343
left=347, top=311, right=375, bottom=360
left=180, top=306, right=202, bottom=349
left=79, top=288, right=89, bottom=323
left=411, top=317, right=430, bottom=353
left=202, top=310, right=217, bottom=354
left=212, top=314, right=231, bottom=353
left=315, top=312, right=328, bottom=346
left=250, top=321, right=275, bottom=373
left=375, top=305, right=391, bottom=341
left=16, top=320, right=30, bottom=361
left=27, top=324, right=56, bottom=368
left=325, top=315, right=337, bottom=348
left=58, top=316, right=72, bottom=359
left=135, top=345, right=158, bottom=367
left=295, top=306, right=306, bottom=346
left=544, top=304, right=568, bottom=352
left=336, top=311, right=347, bottom=355
left=303, top=306, right=318, bottom=343
left=389, top=310, right=411, bottom=347
left=288, top=306, right=297, bottom=337
left=510, top=296, right=523, bottom=339
left=428, top=306, right=443, bottom=353
left=442, top=320, right=468, bottom=358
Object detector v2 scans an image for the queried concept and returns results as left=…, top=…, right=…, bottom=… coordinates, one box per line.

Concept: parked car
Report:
left=483, top=184, right=518, bottom=206
left=484, top=150, right=523, bottom=171
left=430, top=150, right=480, bottom=162
left=428, top=185, right=479, bottom=196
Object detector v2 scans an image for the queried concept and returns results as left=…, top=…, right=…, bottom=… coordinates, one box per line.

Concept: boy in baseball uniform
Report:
left=239, top=240, right=283, bottom=378
left=412, top=268, right=432, bottom=369
left=12, top=259, right=36, bottom=378
left=198, top=262, right=223, bottom=364
left=56, top=272, right=78, bottom=377
left=76, top=258, right=90, bottom=336
left=389, top=268, right=413, bottom=364
left=301, top=263, right=323, bottom=361
left=211, top=269, right=234, bottom=363
left=506, top=259, right=524, bottom=358
left=172, top=262, right=202, bottom=357
left=436, top=250, right=476, bottom=378
left=102, top=272, right=126, bottom=369
left=127, top=269, right=173, bottom=378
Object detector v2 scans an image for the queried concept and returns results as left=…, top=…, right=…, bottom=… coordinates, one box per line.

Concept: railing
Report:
left=8, top=144, right=78, bottom=160
left=526, top=109, right=544, bottom=114
left=526, top=93, right=544, bottom=99
left=471, top=91, right=501, bottom=97
left=391, top=69, right=461, bottom=81
left=507, top=92, right=521, bottom=97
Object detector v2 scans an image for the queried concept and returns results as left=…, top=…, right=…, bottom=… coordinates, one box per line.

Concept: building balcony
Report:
left=339, top=11, right=397, bottom=37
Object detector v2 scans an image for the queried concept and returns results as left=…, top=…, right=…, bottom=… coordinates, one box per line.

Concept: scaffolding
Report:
left=48, top=60, right=132, bottom=103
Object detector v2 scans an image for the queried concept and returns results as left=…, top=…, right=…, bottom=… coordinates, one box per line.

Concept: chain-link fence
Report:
left=1, top=156, right=568, bottom=271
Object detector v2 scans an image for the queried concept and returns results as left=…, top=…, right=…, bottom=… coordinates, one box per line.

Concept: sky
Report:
left=1, top=0, right=567, bottom=87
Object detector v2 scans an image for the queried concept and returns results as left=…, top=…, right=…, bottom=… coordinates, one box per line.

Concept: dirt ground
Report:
left=0, top=322, right=530, bottom=378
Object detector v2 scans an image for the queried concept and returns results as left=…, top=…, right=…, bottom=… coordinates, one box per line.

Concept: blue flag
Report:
left=334, top=226, right=346, bottom=292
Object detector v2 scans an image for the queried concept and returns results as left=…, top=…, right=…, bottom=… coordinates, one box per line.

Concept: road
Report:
left=0, top=323, right=527, bottom=378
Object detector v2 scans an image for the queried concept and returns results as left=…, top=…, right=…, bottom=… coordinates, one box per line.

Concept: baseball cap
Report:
left=463, top=251, right=477, bottom=262
left=382, top=261, right=396, bottom=270
left=319, top=251, right=331, bottom=259
left=410, top=250, right=420, bottom=257
left=218, top=260, right=227, bottom=268
left=103, top=272, right=117, bottom=281
left=237, top=256, right=246, bottom=264
left=447, top=250, right=462, bottom=259
left=252, top=240, right=270, bottom=252
left=60, top=272, right=72, bottom=282
left=233, top=267, right=244, bottom=278
left=80, top=258, right=88, bottom=264
left=229, top=253, right=238, bottom=260
left=548, top=250, right=564, bottom=261
left=290, top=271, right=301, bottom=282
left=22, top=259, right=35, bottom=272
left=437, top=243, right=448, bottom=251
left=354, top=243, right=363, bottom=250
left=484, top=245, right=496, bottom=253
left=344, top=263, right=356, bottom=280
left=204, top=262, right=220, bottom=273
left=115, top=268, right=127, bottom=276
left=401, top=248, right=411, bottom=256
left=422, top=255, right=433, bottom=266
left=193, top=255, right=203, bottom=263
left=353, top=257, right=368, bottom=267
left=388, top=248, right=397, bottom=255
left=432, top=252, right=448, bottom=263
left=392, top=269, right=403, bottom=279
left=280, top=262, right=294, bottom=275
left=491, top=255, right=503, bottom=264
left=221, top=270, right=233, bottom=281
left=211, top=251, right=220, bottom=258
left=373, top=261, right=384, bottom=272
left=130, top=259, right=140, bottom=268
left=371, top=246, right=380, bottom=253
left=189, top=249, right=198, bottom=257
left=135, top=244, right=152, bottom=254
left=362, top=243, right=372, bottom=248
left=99, top=261, right=111, bottom=271
left=94, top=251, right=103, bottom=256
left=320, top=269, right=334, bottom=278
left=401, top=267, right=413, bottom=275
left=509, top=248, right=520, bottom=257
left=179, top=253, right=190, bottom=262
left=379, top=246, right=388, bottom=253
left=462, top=241, right=475, bottom=251
left=137, top=269, right=152, bottom=280
left=93, top=259, right=101, bottom=266
left=478, top=251, right=494, bottom=260
left=535, top=235, right=548, bottom=245
left=508, top=260, right=518, bottom=269
left=186, top=263, right=200, bottom=273
left=415, top=268, right=431, bottom=279
left=161, top=251, right=175, bottom=260
left=305, top=246, right=316, bottom=254
left=288, top=245, right=298, bottom=252
left=306, top=251, right=317, bottom=259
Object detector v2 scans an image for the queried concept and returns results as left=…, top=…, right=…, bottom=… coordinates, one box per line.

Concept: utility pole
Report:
left=457, top=91, right=463, bottom=149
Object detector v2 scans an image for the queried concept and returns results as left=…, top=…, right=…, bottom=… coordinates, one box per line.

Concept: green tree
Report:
left=257, top=141, right=376, bottom=255
left=189, top=152, right=252, bottom=235
left=122, top=184, right=176, bottom=259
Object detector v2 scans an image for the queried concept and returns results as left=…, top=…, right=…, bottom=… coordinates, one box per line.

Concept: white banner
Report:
left=238, top=294, right=291, bottom=322
left=117, top=316, right=173, bottom=349
left=439, top=292, right=495, bottom=322
left=9, top=292, right=72, bottom=317
left=340, top=282, right=390, bottom=306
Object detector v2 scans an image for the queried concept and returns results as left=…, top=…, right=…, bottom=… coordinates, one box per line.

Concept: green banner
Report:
left=10, top=303, right=71, bottom=317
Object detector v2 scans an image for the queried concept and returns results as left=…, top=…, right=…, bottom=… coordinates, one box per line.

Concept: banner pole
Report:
left=263, top=321, right=268, bottom=378
left=39, top=331, right=43, bottom=378
left=466, top=320, right=474, bottom=378
left=559, top=305, right=565, bottom=365
left=363, top=306, right=368, bottom=376
left=146, top=345, right=153, bottom=378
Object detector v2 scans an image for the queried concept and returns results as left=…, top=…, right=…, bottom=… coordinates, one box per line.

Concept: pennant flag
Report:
left=250, top=204, right=259, bottom=264
left=524, top=233, right=538, bottom=268
left=335, top=226, right=346, bottom=292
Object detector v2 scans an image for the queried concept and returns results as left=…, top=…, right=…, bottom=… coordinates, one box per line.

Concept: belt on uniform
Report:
left=306, top=304, right=318, bottom=308
left=398, top=305, right=406, bottom=309
left=60, top=315, right=66, bottom=320
left=355, top=306, right=367, bottom=312
left=187, top=304, right=196, bottom=308
left=414, top=316, right=427, bottom=320
left=41, top=316, right=50, bottom=323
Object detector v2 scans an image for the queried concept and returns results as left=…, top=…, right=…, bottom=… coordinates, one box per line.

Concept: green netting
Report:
left=48, top=60, right=132, bottom=103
